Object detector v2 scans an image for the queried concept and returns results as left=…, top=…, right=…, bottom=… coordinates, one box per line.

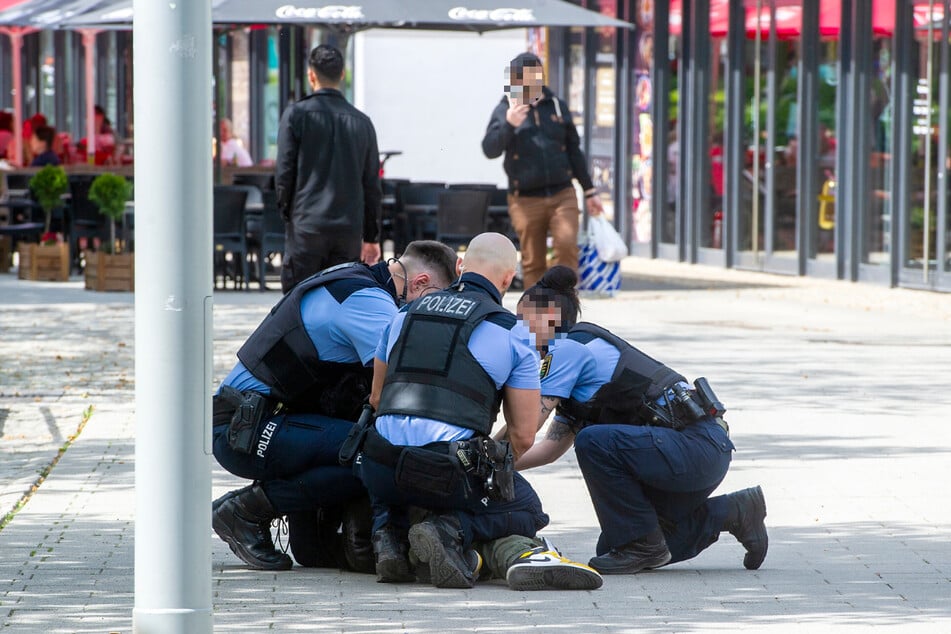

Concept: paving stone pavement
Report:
left=0, top=259, right=949, bottom=633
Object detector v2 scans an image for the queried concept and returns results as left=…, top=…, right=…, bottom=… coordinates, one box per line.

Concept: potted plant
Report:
left=29, top=164, right=69, bottom=235
left=84, top=172, right=135, bottom=291
left=18, top=165, right=69, bottom=281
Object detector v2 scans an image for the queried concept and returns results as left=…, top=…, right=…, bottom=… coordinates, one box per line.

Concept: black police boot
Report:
left=372, top=526, right=415, bottom=583
left=286, top=507, right=344, bottom=568
left=342, top=496, right=376, bottom=574
left=407, top=514, right=480, bottom=589
left=587, top=529, right=672, bottom=575
left=212, top=484, right=292, bottom=571
left=724, top=485, right=768, bottom=570
left=211, top=483, right=253, bottom=512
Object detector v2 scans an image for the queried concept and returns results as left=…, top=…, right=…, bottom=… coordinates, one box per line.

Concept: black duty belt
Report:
left=362, top=428, right=451, bottom=468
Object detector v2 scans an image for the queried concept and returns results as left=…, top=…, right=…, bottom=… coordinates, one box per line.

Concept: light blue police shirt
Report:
left=540, top=335, right=619, bottom=404
left=219, top=285, right=397, bottom=395
left=541, top=334, right=688, bottom=423
left=374, top=310, right=540, bottom=446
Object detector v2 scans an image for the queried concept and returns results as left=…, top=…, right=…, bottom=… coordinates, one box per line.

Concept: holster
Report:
left=452, top=437, right=515, bottom=502
left=218, top=385, right=280, bottom=454
left=338, top=403, right=374, bottom=467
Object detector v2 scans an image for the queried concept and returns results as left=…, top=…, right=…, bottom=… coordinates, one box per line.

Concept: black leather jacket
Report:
left=481, top=86, right=594, bottom=196
left=275, top=88, right=382, bottom=242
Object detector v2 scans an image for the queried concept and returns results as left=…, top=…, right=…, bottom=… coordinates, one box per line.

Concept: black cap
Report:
left=510, top=52, right=543, bottom=80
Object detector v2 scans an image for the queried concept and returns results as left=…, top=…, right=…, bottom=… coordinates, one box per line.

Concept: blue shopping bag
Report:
left=577, top=239, right=621, bottom=297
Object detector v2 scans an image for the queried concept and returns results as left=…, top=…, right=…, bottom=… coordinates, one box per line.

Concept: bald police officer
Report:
left=355, top=233, right=602, bottom=591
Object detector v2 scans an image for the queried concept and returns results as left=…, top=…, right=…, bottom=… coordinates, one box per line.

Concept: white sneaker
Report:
left=505, top=547, right=603, bottom=591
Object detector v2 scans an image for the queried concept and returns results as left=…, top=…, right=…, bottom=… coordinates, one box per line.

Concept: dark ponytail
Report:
left=520, top=265, right=581, bottom=332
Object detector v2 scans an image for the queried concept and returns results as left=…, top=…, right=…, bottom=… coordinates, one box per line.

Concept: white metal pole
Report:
left=132, top=0, right=213, bottom=631
left=80, top=30, right=98, bottom=165
left=923, top=0, right=935, bottom=281
left=9, top=29, right=24, bottom=167
left=752, top=0, right=762, bottom=256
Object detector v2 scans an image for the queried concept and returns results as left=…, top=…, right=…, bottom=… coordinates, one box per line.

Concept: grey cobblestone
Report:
left=1, top=261, right=949, bottom=632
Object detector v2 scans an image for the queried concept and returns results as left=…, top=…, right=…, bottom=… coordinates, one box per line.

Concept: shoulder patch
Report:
left=539, top=353, right=552, bottom=380
left=486, top=311, right=517, bottom=330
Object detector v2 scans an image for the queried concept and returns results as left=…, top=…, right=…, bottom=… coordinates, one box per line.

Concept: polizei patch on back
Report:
left=416, top=294, right=478, bottom=318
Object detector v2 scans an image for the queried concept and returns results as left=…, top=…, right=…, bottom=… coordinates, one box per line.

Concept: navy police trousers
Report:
left=574, top=418, right=735, bottom=564
left=213, top=412, right=365, bottom=515
left=356, top=452, right=549, bottom=549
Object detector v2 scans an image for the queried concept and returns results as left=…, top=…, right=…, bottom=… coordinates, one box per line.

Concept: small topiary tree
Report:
left=88, top=173, right=132, bottom=254
left=28, top=164, right=69, bottom=235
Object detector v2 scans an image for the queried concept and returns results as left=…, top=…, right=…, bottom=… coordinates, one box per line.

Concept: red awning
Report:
left=668, top=0, right=938, bottom=39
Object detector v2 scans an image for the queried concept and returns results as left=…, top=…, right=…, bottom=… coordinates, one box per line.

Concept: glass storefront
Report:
left=638, top=0, right=949, bottom=291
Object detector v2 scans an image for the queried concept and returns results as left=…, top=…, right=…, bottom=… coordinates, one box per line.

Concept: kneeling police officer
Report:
left=212, top=241, right=458, bottom=570
left=512, top=266, right=768, bottom=574
left=350, top=233, right=602, bottom=590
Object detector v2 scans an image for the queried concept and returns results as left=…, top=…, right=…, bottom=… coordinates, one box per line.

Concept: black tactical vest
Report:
left=375, top=287, right=508, bottom=435
left=236, top=262, right=384, bottom=409
left=556, top=322, right=686, bottom=429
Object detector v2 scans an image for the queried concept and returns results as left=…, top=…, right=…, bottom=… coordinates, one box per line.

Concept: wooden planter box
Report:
left=84, top=251, right=135, bottom=292
left=0, top=236, right=10, bottom=274
left=17, top=242, right=69, bottom=282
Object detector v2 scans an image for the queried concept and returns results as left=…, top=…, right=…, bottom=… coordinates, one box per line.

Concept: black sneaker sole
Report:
left=507, top=563, right=604, bottom=591
left=588, top=549, right=672, bottom=575
left=407, top=523, right=474, bottom=589
left=376, top=556, right=415, bottom=583
left=212, top=511, right=292, bottom=571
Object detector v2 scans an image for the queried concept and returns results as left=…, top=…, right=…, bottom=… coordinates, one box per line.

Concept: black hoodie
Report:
left=481, top=86, right=594, bottom=197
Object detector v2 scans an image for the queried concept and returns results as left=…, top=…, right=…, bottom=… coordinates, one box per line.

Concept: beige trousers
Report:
left=507, top=187, right=580, bottom=289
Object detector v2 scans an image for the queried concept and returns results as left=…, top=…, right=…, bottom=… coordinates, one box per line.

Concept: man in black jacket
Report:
left=276, top=44, right=383, bottom=293
left=482, top=52, right=603, bottom=290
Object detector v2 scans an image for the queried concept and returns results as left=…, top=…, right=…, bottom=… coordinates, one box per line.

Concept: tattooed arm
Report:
left=513, top=397, right=578, bottom=470
left=493, top=395, right=560, bottom=443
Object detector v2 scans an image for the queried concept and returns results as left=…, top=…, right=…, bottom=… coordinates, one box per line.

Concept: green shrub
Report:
left=29, top=165, right=69, bottom=233
left=88, top=173, right=133, bottom=254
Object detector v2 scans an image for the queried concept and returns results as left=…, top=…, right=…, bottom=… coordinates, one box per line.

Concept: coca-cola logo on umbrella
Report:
left=448, top=7, right=535, bottom=22
left=275, top=5, right=365, bottom=20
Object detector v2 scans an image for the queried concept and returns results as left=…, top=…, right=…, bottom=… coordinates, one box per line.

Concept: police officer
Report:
left=511, top=266, right=768, bottom=574
left=212, top=241, right=458, bottom=571
left=354, top=233, right=602, bottom=590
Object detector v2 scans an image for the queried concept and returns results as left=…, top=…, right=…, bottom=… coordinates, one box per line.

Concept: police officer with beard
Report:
left=511, top=266, right=768, bottom=574
left=212, top=241, right=458, bottom=571
left=354, top=233, right=602, bottom=591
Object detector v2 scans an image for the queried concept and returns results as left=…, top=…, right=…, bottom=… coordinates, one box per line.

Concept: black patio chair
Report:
left=255, top=190, right=285, bottom=291
left=68, top=174, right=110, bottom=273
left=485, top=187, right=518, bottom=246
left=381, top=178, right=411, bottom=254
left=232, top=172, right=274, bottom=191
left=435, top=189, right=490, bottom=251
left=213, top=185, right=250, bottom=290
left=398, top=182, right=446, bottom=243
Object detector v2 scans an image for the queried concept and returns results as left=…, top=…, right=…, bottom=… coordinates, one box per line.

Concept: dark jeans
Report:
left=281, top=229, right=362, bottom=293
left=355, top=451, right=549, bottom=549
left=213, top=411, right=365, bottom=514
left=574, top=419, right=734, bottom=563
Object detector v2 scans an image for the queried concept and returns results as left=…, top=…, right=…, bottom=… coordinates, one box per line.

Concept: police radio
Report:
left=693, top=377, right=726, bottom=418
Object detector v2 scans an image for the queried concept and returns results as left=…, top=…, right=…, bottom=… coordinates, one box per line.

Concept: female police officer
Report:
left=507, top=265, right=768, bottom=574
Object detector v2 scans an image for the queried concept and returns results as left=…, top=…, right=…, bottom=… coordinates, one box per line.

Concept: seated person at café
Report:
left=220, top=118, right=253, bottom=167
left=30, top=126, right=60, bottom=167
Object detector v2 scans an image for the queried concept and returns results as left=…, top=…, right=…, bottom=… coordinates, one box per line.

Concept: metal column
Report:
left=132, top=0, right=213, bottom=631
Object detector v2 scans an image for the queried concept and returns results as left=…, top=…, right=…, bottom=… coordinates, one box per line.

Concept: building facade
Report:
left=551, top=0, right=950, bottom=292
left=3, top=1, right=949, bottom=292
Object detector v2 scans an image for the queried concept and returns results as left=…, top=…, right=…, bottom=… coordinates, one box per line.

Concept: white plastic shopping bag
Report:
left=577, top=238, right=621, bottom=297
left=588, top=215, right=628, bottom=262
